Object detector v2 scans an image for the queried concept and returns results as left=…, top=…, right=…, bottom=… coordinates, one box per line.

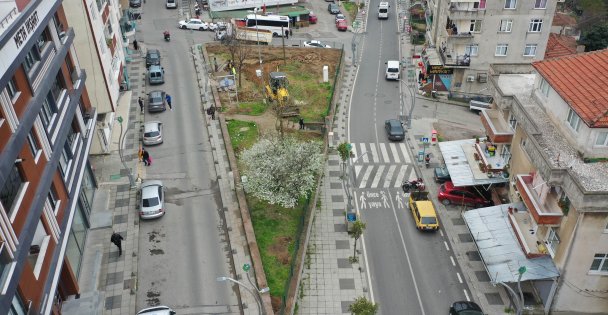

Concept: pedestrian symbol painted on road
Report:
left=380, top=191, right=390, bottom=208
left=395, top=193, right=403, bottom=208
left=359, top=193, right=367, bottom=209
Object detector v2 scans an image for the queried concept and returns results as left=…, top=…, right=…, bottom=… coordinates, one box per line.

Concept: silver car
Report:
left=140, top=180, right=165, bottom=219
left=137, top=306, right=176, bottom=315
left=143, top=121, right=163, bottom=145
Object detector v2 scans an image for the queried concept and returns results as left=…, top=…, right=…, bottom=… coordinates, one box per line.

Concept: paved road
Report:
left=347, top=1, right=470, bottom=314
left=134, top=4, right=239, bottom=313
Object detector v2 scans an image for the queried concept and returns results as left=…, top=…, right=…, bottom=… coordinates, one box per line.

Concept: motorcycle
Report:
left=163, top=31, right=170, bottom=42
left=402, top=178, right=426, bottom=193
left=425, top=154, right=431, bottom=168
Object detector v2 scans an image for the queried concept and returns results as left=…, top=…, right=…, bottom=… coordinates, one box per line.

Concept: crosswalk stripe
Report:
left=359, top=165, right=375, bottom=188
left=394, top=165, right=408, bottom=188
left=369, top=143, right=379, bottom=163
left=359, top=143, right=369, bottom=163
left=351, top=144, right=358, bottom=163
left=399, top=143, right=411, bottom=163
left=370, top=165, right=385, bottom=188
left=354, top=165, right=363, bottom=185
left=389, top=143, right=400, bottom=164
left=379, top=143, right=390, bottom=163
left=384, top=165, right=397, bottom=188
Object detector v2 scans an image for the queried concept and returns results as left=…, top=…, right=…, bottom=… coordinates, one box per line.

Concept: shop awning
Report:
left=438, top=139, right=509, bottom=187
left=463, top=203, right=560, bottom=284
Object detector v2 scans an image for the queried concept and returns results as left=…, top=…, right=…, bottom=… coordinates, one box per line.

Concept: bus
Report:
left=245, top=14, right=290, bottom=37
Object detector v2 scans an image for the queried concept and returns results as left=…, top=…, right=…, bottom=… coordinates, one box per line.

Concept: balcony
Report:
left=448, top=2, right=486, bottom=19
left=515, top=174, right=563, bottom=225
left=475, top=142, right=508, bottom=173
left=446, top=28, right=474, bottom=40
left=480, top=109, right=514, bottom=144
left=507, top=208, right=549, bottom=259
left=439, top=48, right=470, bottom=67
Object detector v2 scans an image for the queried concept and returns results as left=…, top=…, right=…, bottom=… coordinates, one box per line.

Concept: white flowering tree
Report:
left=241, top=136, right=324, bottom=208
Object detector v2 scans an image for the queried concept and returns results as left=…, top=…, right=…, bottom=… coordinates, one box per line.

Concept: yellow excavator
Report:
left=265, top=72, right=290, bottom=104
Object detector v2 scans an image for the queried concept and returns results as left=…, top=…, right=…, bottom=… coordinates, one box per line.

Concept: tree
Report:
left=350, top=220, right=366, bottom=261
left=348, top=296, right=379, bottom=315
left=223, top=28, right=252, bottom=87
left=580, top=23, right=608, bottom=51
left=337, top=142, right=352, bottom=177
left=241, top=136, right=324, bottom=208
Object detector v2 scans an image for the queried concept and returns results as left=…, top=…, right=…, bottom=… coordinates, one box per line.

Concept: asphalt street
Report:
left=134, top=4, right=238, bottom=313
left=347, top=1, right=471, bottom=314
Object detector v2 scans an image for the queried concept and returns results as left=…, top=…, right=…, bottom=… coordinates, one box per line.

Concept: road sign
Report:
left=421, top=137, right=429, bottom=143
left=117, top=116, right=123, bottom=123
left=243, top=263, right=250, bottom=272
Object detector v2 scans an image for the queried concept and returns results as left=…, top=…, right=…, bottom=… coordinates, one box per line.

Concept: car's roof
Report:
left=386, top=119, right=402, bottom=126
left=415, top=200, right=436, bottom=216
left=188, top=18, right=202, bottom=22
left=451, top=301, right=483, bottom=313
left=142, top=181, right=162, bottom=198
left=137, top=305, right=174, bottom=315
left=149, top=90, right=164, bottom=97
left=144, top=121, right=161, bottom=132
left=149, top=65, right=162, bottom=71
left=147, top=49, right=159, bottom=54
left=337, top=20, right=347, bottom=25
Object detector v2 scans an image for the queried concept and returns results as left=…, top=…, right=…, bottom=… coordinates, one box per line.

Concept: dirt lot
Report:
left=205, top=43, right=342, bottom=134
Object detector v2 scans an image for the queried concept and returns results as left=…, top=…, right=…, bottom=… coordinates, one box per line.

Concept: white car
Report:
left=209, top=21, right=227, bottom=31
left=178, top=18, right=208, bottom=31
left=137, top=306, right=176, bottom=315
left=140, top=180, right=165, bottom=219
left=142, top=121, right=163, bottom=146
left=303, top=40, right=331, bottom=48
left=335, top=13, right=346, bottom=22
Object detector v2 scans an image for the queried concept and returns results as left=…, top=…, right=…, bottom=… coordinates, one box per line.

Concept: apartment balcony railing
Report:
left=515, top=174, right=563, bottom=225
left=507, top=208, right=551, bottom=259
left=475, top=142, right=508, bottom=173
left=480, top=109, right=514, bottom=144
left=448, top=2, right=486, bottom=19
left=439, top=48, right=471, bottom=67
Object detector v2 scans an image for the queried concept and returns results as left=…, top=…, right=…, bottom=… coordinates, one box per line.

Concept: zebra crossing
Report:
left=350, top=143, right=418, bottom=188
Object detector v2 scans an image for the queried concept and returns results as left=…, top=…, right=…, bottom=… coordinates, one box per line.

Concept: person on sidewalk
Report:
left=166, top=94, right=173, bottom=111
left=285, top=29, right=289, bottom=39
left=142, top=148, right=150, bottom=166
left=111, top=232, right=124, bottom=256
left=299, top=117, right=304, bottom=130
left=138, top=97, right=144, bottom=113
left=133, top=39, right=138, bottom=51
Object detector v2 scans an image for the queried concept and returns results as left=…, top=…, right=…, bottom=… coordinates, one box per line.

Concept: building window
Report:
left=36, top=28, right=51, bottom=52
left=567, top=108, right=582, bottom=132
left=27, top=131, right=41, bottom=161
left=499, top=19, right=512, bottom=32
left=534, top=0, right=547, bottom=9
left=0, top=243, right=15, bottom=296
left=495, top=44, right=508, bottom=56
left=23, top=47, right=41, bottom=72
left=540, top=78, right=550, bottom=96
left=596, top=132, right=608, bottom=146
left=0, top=166, right=25, bottom=217
left=9, top=293, right=26, bottom=315
left=546, top=228, right=560, bottom=256
left=465, top=44, right=479, bottom=56
left=39, top=93, right=57, bottom=130
left=59, top=146, right=72, bottom=178
left=590, top=254, right=608, bottom=274
left=47, top=185, right=59, bottom=212
left=504, top=0, right=516, bottom=9
left=5, top=78, right=20, bottom=102
left=50, top=73, right=67, bottom=104
left=469, top=20, right=482, bottom=32
left=529, top=19, right=543, bottom=32
left=524, top=44, right=537, bottom=56
left=508, top=112, right=517, bottom=130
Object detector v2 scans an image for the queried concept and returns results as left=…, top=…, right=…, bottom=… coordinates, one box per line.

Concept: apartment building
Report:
left=477, top=50, right=608, bottom=313
left=64, top=0, right=127, bottom=155
left=423, top=0, right=556, bottom=95
left=0, top=0, right=97, bottom=313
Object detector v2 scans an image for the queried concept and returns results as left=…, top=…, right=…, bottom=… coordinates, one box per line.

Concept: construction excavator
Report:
left=265, top=72, right=290, bottom=104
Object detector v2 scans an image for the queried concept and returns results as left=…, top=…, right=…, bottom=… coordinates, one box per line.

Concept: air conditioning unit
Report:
left=466, top=75, right=475, bottom=82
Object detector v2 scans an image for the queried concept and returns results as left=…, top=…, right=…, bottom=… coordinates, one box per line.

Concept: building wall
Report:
left=552, top=212, right=608, bottom=313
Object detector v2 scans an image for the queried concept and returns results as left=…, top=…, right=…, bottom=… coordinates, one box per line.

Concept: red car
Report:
left=309, top=12, right=317, bottom=24
left=437, top=181, right=493, bottom=207
left=336, top=19, right=347, bottom=31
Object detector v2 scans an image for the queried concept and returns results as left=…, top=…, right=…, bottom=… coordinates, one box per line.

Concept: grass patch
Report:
left=236, top=101, right=267, bottom=116
left=226, top=120, right=259, bottom=153
left=342, top=1, right=358, bottom=20
left=248, top=196, right=306, bottom=297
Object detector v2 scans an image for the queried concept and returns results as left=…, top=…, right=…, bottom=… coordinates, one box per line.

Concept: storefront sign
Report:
left=14, top=11, right=39, bottom=49
left=427, top=65, right=453, bottom=75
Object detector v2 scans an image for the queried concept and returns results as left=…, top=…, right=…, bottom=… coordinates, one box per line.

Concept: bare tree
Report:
left=222, top=28, right=253, bottom=87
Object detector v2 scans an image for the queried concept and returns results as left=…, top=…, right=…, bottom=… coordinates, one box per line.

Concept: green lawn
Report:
left=342, top=1, right=358, bottom=20
left=236, top=101, right=267, bottom=116
left=226, top=120, right=259, bottom=153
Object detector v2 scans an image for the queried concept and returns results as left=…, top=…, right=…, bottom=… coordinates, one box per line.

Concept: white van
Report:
left=385, top=60, right=400, bottom=80
left=378, top=2, right=389, bottom=19
left=166, top=0, right=177, bottom=8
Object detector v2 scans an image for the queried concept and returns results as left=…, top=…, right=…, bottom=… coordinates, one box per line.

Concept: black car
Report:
left=129, top=0, right=142, bottom=7
left=385, top=119, right=405, bottom=141
left=434, top=166, right=451, bottom=183
left=328, top=3, right=340, bottom=14
left=449, top=301, right=483, bottom=315
left=145, top=49, right=161, bottom=68
left=147, top=90, right=166, bottom=112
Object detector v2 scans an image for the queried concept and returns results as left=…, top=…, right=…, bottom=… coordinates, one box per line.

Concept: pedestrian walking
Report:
left=285, top=29, right=289, bottom=39
left=213, top=57, right=218, bottom=72
left=133, top=39, right=138, bottom=51
left=207, top=106, right=215, bottom=120
left=166, top=94, right=172, bottom=111
left=110, top=232, right=124, bottom=256
left=142, top=148, right=150, bottom=166
left=138, top=96, right=144, bottom=113
left=299, top=117, right=304, bottom=130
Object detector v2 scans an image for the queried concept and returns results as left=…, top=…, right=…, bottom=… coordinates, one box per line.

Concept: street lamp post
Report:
left=344, top=151, right=368, bottom=211
left=253, top=8, right=262, bottom=67
left=117, top=116, right=135, bottom=188
left=217, top=274, right=269, bottom=315
left=401, top=72, right=416, bottom=129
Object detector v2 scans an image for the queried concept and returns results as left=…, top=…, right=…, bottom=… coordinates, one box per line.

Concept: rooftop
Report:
left=495, top=73, right=608, bottom=191
left=552, top=12, right=577, bottom=27
left=544, top=33, right=578, bottom=59
left=532, top=49, right=608, bottom=128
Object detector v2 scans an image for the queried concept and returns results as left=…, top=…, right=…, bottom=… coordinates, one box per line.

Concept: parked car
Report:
left=142, top=121, right=163, bottom=145
left=129, top=0, right=142, bottom=7
left=165, top=0, right=177, bottom=8
left=335, top=13, right=346, bottom=22
left=140, top=180, right=165, bottom=219
left=449, top=301, right=483, bottom=315
left=336, top=19, right=348, bottom=31
left=147, top=90, right=167, bottom=112
left=145, top=49, right=161, bottom=68
left=434, top=166, right=451, bottom=183
left=137, top=305, right=176, bottom=315
left=209, top=21, right=227, bottom=31
left=385, top=119, right=405, bottom=141
left=178, top=18, right=208, bottom=31
left=438, top=181, right=493, bottom=207
left=328, top=3, right=340, bottom=14
left=309, top=11, right=318, bottom=24
left=303, top=40, right=331, bottom=48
